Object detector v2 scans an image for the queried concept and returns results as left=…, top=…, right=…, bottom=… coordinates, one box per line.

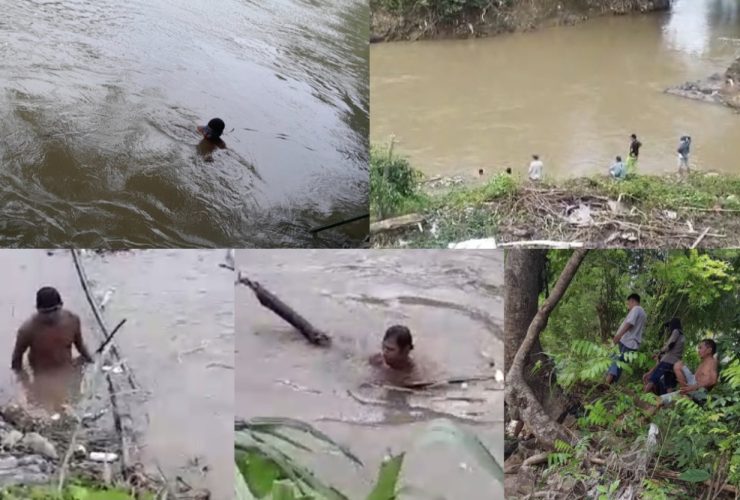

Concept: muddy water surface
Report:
left=0, top=0, right=368, bottom=247
left=235, top=250, right=504, bottom=499
left=371, top=0, right=740, bottom=179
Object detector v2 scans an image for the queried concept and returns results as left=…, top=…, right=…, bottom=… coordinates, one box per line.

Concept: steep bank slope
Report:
left=371, top=0, right=671, bottom=41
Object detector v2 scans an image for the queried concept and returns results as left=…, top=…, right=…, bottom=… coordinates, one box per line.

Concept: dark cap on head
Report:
left=36, top=286, right=62, bottom=312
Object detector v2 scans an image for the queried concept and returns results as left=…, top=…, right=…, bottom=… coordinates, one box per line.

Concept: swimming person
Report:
left=11, top=287, right=94, bottom=409
left=609, top=156, right=626, bottom=180
left=197, top=118, right=227, bottom=150
left=369, top=325, right=425, bottom=386
left=528, top=155, right=543, bottom=182
left=677, top=136, right=691, bottom=173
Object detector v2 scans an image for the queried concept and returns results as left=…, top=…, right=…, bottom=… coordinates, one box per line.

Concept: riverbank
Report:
left=370, top=150, right=740, bottom=248
left=370, top=0, right=670, bottom=42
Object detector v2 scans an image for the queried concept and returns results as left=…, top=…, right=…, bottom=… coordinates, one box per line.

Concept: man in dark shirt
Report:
left=11, top=287, right=94, bottom=409
left=627, top=133, right=642, bottom=174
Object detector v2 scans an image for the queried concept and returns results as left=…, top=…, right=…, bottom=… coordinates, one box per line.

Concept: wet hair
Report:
left=36, top=286, right=62, bottom=312
left=663, top=317, right=682, bottom=334
left=207, top=118, right=226, bottom=139
left=616, top=156, right=622, bottom=162
left=631, top=134, right=637, bottom=140
left=701, top=338, right=717, bottom=354
left=384, top=325, right=413, bottom=351
left=627, top=293, right=641, bottom=303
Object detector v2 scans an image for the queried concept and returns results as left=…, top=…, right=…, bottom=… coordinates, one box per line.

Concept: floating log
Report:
left=237, top=274, right=331, bottom=346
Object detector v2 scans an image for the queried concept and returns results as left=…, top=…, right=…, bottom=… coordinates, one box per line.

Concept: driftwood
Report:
left=402, top=374, right=497, bottom=390
left=370, top=213, right=425, bottom=235
left=236, top=273, right=331, bottom=346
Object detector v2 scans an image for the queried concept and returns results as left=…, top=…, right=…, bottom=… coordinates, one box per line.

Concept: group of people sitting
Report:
left=605, top=293, right=719, bottom=409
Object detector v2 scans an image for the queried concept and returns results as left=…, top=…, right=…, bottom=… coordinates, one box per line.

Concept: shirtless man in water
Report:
left=369, top=325, right=424, bottom=387
left=11, top=287, right=94, bottom=409
left=657, top=339, right=718, bottom=407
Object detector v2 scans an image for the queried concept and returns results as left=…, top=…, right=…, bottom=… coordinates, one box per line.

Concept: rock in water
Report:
left=1, top=429, right=24, bottom=449
left=20, top=433, right=58, bottom=460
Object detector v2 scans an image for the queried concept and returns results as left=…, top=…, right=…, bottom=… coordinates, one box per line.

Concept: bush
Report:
left=370, top=144, right=426, bottom=220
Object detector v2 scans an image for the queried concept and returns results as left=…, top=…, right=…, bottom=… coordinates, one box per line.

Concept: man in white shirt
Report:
left=606, top=293, right=647, bottom=384
left=528, top=154, right=543, bottom=182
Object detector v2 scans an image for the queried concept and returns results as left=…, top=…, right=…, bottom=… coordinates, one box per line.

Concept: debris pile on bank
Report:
left=371, top=177, right=740, bottom=249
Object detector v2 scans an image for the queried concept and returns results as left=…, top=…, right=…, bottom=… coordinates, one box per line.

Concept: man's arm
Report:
left=680, top=361, right=719, bottom=393
left=613, top=321, right=633, bottom=344
left=11, top=327, right=31, bottom=381
left=73, top=316, right=94, bottom=364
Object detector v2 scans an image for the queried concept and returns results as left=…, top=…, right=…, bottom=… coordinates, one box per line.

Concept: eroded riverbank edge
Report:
left=370, top=0, right=670, bottom=42
left=370, top=173, right=740, bottom=249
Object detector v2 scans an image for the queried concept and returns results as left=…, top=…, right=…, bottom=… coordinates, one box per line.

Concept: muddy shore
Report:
left=371, top=0, right=670, bottom=42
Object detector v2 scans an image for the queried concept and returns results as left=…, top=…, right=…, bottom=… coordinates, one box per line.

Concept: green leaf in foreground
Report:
left=416, top=419, right=504, bottom=484
left=678, top=468, right=711, bottom=483
left=366, top=453, right=405, bottom=500
left=235, top=462, right=257, bottom=500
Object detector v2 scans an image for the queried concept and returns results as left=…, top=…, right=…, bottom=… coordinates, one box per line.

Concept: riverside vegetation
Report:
left=369, top=145, right=740, bottom=248
left=504, top=249, right=739, bottom=499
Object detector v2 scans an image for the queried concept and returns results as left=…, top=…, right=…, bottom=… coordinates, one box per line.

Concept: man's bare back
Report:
left=12, top=310, right=92, bottom=375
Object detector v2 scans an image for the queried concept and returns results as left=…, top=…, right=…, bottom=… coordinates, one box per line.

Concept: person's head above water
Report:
left=201, top=118, right=226, bottom=142
left=382, top=325, right=414, bottom=369
left=36, top=286, right=62, bottom=314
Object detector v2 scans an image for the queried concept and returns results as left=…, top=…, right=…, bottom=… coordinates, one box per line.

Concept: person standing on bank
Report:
left=606, top=293, right=647, bottom=385
left=528, top=154, right=543, bottom=182
left=677, top=135, right=691, bottom=174
left=626, top=134, right=642, bottom=174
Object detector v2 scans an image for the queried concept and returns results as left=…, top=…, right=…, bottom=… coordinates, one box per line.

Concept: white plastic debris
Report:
left=566, top=204, right=593, bottom=226
left=448, top=238, right=497, bottom=249
left=50, top=413, right=61, bottom=421
left=495, top=369, right=504, bottom=383
left=89, top=452, right=119, bottom=463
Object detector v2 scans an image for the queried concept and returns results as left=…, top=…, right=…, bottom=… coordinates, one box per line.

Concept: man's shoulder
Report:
left=61, top=309, right=81, bottom=324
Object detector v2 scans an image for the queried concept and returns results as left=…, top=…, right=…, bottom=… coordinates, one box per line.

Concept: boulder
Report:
left=20, top=432, right=58, bottom=460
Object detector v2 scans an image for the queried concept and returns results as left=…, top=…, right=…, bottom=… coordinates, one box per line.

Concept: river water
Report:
left=371, top=0, right=740, bottom=179
left=235, top=250, right=505, bottom=499
left=0, top=250, right=233, bottom=500
left=0, top=0, right=369, bottom=248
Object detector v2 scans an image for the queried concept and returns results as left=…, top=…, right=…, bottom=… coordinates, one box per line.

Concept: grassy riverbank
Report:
left=370, top=0, right=670, bottom=41
left=370, top=146, right=740, bottom=248
left=0, top=482, right=156, bottom=500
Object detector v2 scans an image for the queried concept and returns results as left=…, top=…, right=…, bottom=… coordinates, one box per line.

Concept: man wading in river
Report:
left=369, top=325, right=425, bottom=386
left=11, top=287, right=94, bottom=410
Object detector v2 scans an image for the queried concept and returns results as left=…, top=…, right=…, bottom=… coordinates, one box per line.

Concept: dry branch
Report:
left=236, top=273, right=331, bottom=346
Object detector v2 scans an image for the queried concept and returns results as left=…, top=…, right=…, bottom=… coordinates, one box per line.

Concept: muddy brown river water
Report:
left=235, top=250, right=505, bottom=499
left=0, top=250, right=233, bottom=499
left=0, top=0, right=369, bottom=248
left=371, top=0, right=740, bottom=179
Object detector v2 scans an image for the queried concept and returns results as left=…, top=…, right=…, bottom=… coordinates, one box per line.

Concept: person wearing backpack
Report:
left=642, top=317, right=685, bottom=395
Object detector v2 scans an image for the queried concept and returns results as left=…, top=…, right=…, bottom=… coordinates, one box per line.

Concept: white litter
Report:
left=89, top=452, right=119, bottom=463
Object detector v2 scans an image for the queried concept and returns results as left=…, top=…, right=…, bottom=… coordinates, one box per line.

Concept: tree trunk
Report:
left=505, top=249, right=589, bottom=448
